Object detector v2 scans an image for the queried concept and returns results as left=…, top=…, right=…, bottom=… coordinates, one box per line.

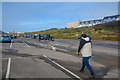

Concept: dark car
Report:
left=32, top=35, right=39, bottom=39
left=43, top=35, right=54, bottom=41
left=14, top=36, right=17, bottom=39
left=24, top=34, right=32, bottom=38
left=40, top=36, right=44, bottom=40
left=10, top=35, right=14, bottom=39
left=50, top=36, right=54, bottom=41
left=43, top=35, right=50, bottom=40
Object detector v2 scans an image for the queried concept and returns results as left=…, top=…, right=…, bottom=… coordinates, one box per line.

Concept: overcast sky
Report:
left=2, top=2, right=118, bottom=32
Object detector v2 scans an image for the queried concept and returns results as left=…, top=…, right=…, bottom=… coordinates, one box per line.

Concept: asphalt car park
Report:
left=1, top=37, right=119, bottom=79
left=2, top=38, right=77, bottom=79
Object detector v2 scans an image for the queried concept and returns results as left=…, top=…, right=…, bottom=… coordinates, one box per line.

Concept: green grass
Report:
left=26, top=21, right=120, bottom=41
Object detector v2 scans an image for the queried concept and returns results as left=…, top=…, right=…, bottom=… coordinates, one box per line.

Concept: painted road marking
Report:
left=18, top=38, right=30, bottom=47
left=23, top=41, right=30, bottom=47
left=10, top=40, right=13, bottom=48
left=43, top=55, right=83, bottom=80
left=5, top=58, right=11, bottom=78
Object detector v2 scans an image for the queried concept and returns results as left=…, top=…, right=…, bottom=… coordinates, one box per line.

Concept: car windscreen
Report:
left=44, top=35, right=47, bottom=37
left=2, top=36, right=10, bottom=38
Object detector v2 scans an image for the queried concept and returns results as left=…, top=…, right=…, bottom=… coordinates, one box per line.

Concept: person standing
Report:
left=34, top=35, right=36, bottom=39
left=48, top=34, right=50, bottom=41
left=38, top=34, right=41, bottom=41
left=76, top=34, right=95, bottom=79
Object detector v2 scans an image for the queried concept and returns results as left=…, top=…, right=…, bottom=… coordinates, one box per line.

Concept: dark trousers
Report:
left=39, top=38, right=41, bottom=41
left=81, top=56, right=94, bottom=75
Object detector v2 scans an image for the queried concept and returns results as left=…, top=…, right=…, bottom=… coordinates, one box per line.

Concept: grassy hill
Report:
left=27, top=21, right=120, bottom=41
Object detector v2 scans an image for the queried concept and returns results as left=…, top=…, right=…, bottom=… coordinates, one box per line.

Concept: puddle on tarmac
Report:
left=3, top=49, right=33, bottom=57
left=95, top=72, right=106, bottom=78
left=95, top=67, right=110, bottom=78
left=5, top=49, right=17, bottom=52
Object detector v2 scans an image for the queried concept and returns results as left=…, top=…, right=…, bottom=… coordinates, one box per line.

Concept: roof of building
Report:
left=67, top=20, right=81, bottom=23
left=103, top=14, right=120, bottom=19
left=80, top=19, right=102, bottom=24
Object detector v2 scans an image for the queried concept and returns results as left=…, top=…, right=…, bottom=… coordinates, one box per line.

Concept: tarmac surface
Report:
left=1, top=37, right=119, bottom=80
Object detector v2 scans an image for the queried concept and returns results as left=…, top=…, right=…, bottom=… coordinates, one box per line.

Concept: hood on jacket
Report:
left=82, top=37, right=90, bottom=41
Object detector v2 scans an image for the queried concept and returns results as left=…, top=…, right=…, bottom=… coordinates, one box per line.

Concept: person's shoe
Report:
left=89, top=74, right=95, bottom=79
left=79, top=70, right=84, bottom=72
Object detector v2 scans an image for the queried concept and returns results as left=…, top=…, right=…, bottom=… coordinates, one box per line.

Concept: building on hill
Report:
left=92, top=19, right=103, bottom=25
left=67, top=14, right=120, bottom=28
left=102, top=15, right=120, bottom=23
left=67, top=20, right=81, bottom=28
left=79, top=21, right=91, bottom=27
left=79, top=19, right=103, bottom=27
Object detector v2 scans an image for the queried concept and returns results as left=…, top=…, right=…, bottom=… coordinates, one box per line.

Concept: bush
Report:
left=94, top=27, right=103, bottom=31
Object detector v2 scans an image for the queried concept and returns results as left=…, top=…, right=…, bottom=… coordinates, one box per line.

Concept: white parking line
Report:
left=43, top=55, right=83, bottom=80
left=10, top=40, right=13, bottom=48
left=5, top=58, right=11, bottom=78
left=23, top=41, right=30, bottom=47
left=10, top=42, right=12, bottom=48
left=18, top=38, right=30, bottom=47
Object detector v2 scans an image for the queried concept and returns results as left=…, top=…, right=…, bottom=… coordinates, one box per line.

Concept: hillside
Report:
left=27, top=21, right=120, bottom=41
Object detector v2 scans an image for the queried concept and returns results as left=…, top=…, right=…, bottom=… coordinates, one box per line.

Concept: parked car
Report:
left=42, top=35, right=54, bottom=41
left=50, top=36, right=54, bottom=41
left=14, top=36, right=17, bottom=39
left=40, top=36, right=44, bottom=40
left=24, top=34, right=32, bottom=38
left=32, top=35, right=38, bottom=39
left=0, top=35, right=11, bottom=43
left=10, top=35, right=14, bottom=39
left=43, top=35, right=50, bottom=40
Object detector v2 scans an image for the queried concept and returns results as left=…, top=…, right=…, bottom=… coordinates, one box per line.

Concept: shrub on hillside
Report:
left=94, top=27, right=103, bottom=31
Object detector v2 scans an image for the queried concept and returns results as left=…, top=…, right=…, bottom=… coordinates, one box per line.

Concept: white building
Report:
left=79, top=19, right=102, bottom=27
left=102, top=15, right=120, bottom=23
left=17, top=32, right=24, bottom=34
left=67, top=20, right=81, bottom=28
left=67, top=14, right=120, bottom=28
